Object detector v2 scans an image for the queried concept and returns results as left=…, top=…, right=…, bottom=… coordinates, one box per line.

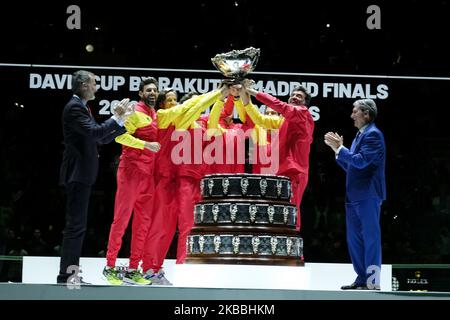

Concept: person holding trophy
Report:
left=210, top=47, right=272, bottom=175
left=211, top=47, right=315, bottom=232
left=141, top=86, right=231, bottom=284
left=103, top=77, right=161, bottom=286
left=238, top=81, right=315, bottom=232
left=206, top=91, right=252, bottom=174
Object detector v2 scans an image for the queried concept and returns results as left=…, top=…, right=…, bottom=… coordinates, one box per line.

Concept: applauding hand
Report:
left=113, top=98, right=136, bottom=122
left=324, top=132, right=343, bottom=152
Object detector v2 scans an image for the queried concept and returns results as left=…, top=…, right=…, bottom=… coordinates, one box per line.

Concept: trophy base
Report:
left=185, top=255, right=304, bottom=266
left=188, top=173, right=303, bottom=267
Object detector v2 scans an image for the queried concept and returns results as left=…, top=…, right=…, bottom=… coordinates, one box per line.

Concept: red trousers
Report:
left=141, top=176, right=177, bottom=272
left=106, top=165, right=155, bottom=269
left=142, top=175, right=200, bottom=272
left=287, top=172, right=308, bottom=231
left=175, top=176, right=201, bottom=263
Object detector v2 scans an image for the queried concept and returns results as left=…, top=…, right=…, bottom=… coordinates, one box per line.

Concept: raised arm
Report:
left=243, top=79, right=310, bottom=127
left=176, top=89, right=225, bottom=130
left=157, top=93, right=206, bottom=129
left=68, top=106, right=122, bottom=142
left=242, top=100, right=283, bottom=130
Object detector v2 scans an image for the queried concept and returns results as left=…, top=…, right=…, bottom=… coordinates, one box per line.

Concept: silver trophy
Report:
left=214, top=235, right=221, bottom=253
left=283, top=207, right=289, bottom=224
left=267, top=206, right=275, bottom=223
left=229, top=204, right=238, bottom=222
left=241, top=177, right=249, bottom=195
left=211, top=47, right=260, bottom=81
left=232, top=236, right=240, bottom=254
left=271, top=236, right=278, bottom=255
left=286, top=237, right=293, bottom=256
left=199, top=205, right=205, bottom=223
left=260, top=179, right=268, bottom=195
left=208, top=178, right=214, bottom=195
left=276, top=180, right=283, bottom=197
left=200, top=180, right=204, bottom=195
left=249, top=204, right=257, bottom=223
left=252, top=236, right=260, bottom=254
left=189, top=236, right=194, bottom=253
left=222, top=178, right=230, bottom=195
left=212, top=204, right=219, bottom=222
left=199, top=236, right=205, bottom=253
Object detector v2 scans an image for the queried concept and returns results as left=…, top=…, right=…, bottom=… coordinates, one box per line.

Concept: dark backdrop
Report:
left=0, top=0, right=449, bottom=265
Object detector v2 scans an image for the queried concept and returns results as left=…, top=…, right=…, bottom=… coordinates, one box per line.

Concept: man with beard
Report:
left=103, top=77, right=161, bottom=285
left=141, top=87, right=229, bottom=285
left=58, top=70, right=132, bottom=285
left=239, top=81, right=314, bottom=232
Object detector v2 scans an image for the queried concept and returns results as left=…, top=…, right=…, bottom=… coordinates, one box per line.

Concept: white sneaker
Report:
left=144, top=268, right=173, bottom=285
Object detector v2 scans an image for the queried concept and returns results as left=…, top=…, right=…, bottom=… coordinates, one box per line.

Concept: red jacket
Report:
left=249, top=92, right=314, bottom=176
left=117, top=101, right=158, bottom=174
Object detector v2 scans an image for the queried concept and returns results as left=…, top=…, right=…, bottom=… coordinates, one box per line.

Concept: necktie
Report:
left=350, top=131, right=361, bottom=152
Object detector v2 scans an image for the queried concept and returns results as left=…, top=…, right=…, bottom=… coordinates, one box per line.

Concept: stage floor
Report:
left=2, top=282, right=450, bottom=300
left=0, top=256, right=445, bottom=300
left=21, top=257, right=392, bottom=291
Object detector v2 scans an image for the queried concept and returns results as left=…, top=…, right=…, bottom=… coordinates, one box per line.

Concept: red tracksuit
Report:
left=142, top=91, right=221, bottom=271
left=246, top=93, right=314, bottom=231
left=174, top=120, right=207, bottom=263
left=106, top=101, right=157, bottom=269
left=207, top=96, right=252, bottom=174
left=251, top=129, right=273, bottom=174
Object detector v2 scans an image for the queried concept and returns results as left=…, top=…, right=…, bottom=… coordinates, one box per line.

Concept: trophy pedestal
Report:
left=186, top=174, right=304, bottom=266
left=185, top=255, right=304, bottom=266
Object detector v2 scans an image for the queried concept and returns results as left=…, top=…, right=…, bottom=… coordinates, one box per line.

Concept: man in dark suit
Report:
left=324, top=99, right=386, bottom=290
left=57, top=70, right=132, bottom=285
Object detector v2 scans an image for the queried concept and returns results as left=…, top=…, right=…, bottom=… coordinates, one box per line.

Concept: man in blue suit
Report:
left=324, top=99, right=386, bottom=290
left=57, top=70, right=133, bottom=285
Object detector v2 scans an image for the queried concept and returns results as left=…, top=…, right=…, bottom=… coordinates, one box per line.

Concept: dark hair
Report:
left=179, top=90, right=199, bottom=104
left=139, top=77, right=158, bottom=92
left=291, top=85, right=311, bottom=106
left=155, top=88, right=177, bottom=111
left=71, top=70, right=94, bottom=95
left=264, top=105, right=278, bottom=116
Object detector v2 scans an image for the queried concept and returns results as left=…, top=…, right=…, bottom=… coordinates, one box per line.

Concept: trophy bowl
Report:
left=211, top=47, right=260, bottom=80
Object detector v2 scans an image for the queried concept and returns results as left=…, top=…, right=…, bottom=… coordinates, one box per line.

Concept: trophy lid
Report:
left=211, top=47, right=260, bottom=79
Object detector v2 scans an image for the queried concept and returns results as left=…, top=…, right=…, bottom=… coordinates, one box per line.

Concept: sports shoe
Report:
left=102, top=267, right=123, bottom=285
left=144, top=268, right=173, bottom=286
left=123, top=269, right=151, bottom=285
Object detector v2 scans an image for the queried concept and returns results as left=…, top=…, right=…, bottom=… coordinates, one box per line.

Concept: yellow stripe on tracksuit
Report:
left=115, top=111, right=154, bottom=150
left=243, top=100, right=285, bottom=146
left=157, top=90, right=221, bottom=130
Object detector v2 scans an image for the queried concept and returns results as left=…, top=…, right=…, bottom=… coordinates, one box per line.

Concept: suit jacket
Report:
left=59, top=96, right=125, bottom=186
left=336, top=123, right=386, bottom=202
